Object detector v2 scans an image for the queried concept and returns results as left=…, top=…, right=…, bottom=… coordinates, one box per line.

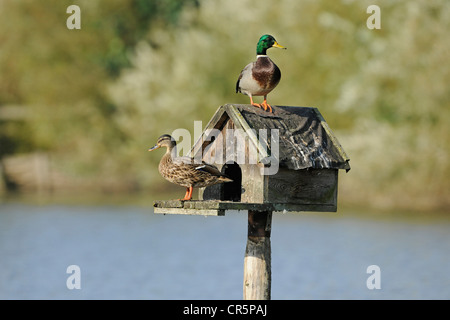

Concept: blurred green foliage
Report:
left=0, top=0, right=448, bottom=211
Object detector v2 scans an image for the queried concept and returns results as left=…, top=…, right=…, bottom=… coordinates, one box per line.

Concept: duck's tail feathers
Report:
left=195, top=165, right=233, bottom=183
left=218, top=176, right=233, bottom=183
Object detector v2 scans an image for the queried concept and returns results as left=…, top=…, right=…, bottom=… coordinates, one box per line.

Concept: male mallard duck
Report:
left=236, top=34, right=286, bottom=113
left=148, top=134, right=233, bottom=200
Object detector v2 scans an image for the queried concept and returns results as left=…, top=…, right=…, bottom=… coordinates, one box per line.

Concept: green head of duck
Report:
left=256, top=34, right=286, bottom=55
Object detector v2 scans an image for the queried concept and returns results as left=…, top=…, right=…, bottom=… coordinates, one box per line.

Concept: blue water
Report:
left=0, top=203, right=449, bottom=299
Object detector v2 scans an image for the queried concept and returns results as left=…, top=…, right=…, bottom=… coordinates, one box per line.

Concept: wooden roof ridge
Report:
left=191, top=104, right=351, bottom=171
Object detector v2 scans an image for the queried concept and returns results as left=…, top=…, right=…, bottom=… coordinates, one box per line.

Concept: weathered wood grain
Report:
left=153, top=200, right=337, bottom=215
left=267, top=168, right=338, bottom=205
left=153, top=207, right=224, bottom=216
left=243, top=211, right=272, bottom=300
left=243, top=237, right=271, bottom=300
left=240, top=163, right=265, bottom=203
left=187, top=104, right=348, bottom=213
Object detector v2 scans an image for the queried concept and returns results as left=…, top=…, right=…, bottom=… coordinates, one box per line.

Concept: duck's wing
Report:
left=173, top=157, right=232, bottom=180
left=236, top=62, right=254, bottom=93
left=195, top=163, right=223, bottom=176
left=236, top=73, right=243, bottom=93
left=195, top=163, right=232, bottom=181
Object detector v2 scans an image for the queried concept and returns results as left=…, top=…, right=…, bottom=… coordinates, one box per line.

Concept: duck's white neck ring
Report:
left=256, top=54, right=269, bottom=59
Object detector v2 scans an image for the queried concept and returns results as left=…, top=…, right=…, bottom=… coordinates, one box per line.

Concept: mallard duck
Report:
left=236, top=34, right=286, bottom=113
left=148, top=134, right=233, bottom=200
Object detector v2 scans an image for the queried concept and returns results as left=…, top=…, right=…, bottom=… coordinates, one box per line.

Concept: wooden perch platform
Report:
left=153, top=200, right=337, bottom=216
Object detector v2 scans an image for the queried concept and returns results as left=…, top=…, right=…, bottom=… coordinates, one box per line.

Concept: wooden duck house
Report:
left=153, top=104, right=350, bottom=300
left=154, top=104, right=350, bottom=216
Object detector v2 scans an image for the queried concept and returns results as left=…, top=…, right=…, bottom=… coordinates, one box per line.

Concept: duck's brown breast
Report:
left=252, top=57, right=281, bottom=90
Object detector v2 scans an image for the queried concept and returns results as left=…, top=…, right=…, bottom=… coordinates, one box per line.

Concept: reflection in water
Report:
left=0, top=203, right=449, bottom=299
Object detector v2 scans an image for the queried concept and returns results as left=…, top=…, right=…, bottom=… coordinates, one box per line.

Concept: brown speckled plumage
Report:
left=149, top=134, right=232, bottom=200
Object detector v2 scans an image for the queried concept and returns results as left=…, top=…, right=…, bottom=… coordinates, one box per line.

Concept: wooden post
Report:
left=243, top=210, right=272, bottom=300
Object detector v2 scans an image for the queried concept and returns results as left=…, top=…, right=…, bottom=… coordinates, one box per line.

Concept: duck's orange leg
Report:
left=261, top=96, right=273, bottom=113
left=179, top=186, right=193, bottom=201
left=249, top=96, right=262, bottom=109
left=179, top=187, right=190, bottom=201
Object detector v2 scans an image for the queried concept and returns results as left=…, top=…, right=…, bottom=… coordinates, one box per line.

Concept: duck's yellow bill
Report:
left=273, top=41, right=286, bottom=49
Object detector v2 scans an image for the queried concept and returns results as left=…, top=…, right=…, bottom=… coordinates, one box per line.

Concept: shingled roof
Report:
left=191, top=104, right=351, bottom=171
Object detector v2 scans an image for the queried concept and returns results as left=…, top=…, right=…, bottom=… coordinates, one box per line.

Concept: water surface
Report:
left=0, top=203, right=449, bottom=299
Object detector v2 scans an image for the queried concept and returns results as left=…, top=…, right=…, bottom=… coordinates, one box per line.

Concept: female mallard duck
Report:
left=148, top=134, right=233, bottom=200
left=236, top=34, right=286, bottom=113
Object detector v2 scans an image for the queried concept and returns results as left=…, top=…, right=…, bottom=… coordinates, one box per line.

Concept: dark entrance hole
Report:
left=201, top=162, right=242, bottom=201
left=222, top=162, right=242, bottom=202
